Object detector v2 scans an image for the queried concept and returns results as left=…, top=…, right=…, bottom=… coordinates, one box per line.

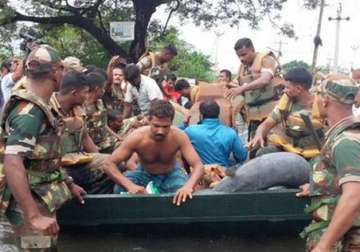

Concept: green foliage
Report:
left=282, top=60, right=311, bottom=73
left=42, top=25, right=111, bottom=68
left=150, top=27, right=216, bottom=82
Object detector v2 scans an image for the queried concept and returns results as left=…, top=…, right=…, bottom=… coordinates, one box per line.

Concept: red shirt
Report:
left=163, top=82, right=181, bottom=103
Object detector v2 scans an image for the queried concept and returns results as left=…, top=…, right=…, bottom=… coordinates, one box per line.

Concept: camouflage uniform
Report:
left=237, top=52, right=280, bottom=141
left=50, top=94, right=114, bottom=194
left=84, top=99, right=119, bottom=153
left=0, top=46, right=73, bottom=250
left=302, top=79, right=360, bottom=252
left=103, top=84, right=125, bottom=114
left=257, top=94, right=325, bottom=159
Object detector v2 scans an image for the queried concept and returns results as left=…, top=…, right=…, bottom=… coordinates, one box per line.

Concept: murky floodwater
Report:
left=1, top=220, right=305, bottom=252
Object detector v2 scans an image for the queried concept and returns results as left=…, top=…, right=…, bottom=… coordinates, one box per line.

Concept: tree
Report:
left=0, top=0, right=318, bottom=62
left=282, top=60, right=311, bottom=73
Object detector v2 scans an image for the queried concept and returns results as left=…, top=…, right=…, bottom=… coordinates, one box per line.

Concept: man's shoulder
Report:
left=8, top=100, right=46, bottom=120
left=184, top=124, right=203, bottom=134
left=333, top=129, right=360, bottom=149
left=261, top=54, right=277, bottom=67
left=218, top=123, right=237, bottom=135
left=141, top=75, right=157, bottom=86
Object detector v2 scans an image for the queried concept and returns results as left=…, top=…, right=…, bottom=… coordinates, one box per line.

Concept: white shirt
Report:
left=124, top=75, right=163, bottom=114
left=1, top=73, right=14, bottom=105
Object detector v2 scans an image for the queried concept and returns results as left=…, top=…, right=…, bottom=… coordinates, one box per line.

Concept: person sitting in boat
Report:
left=122, top=64, right=163, bottom=119
left=183, top=100, right=247, bottom=188
left=103, top=57, right=127, bottom=115
left=174, top=79, right=199, bottom=109
left=107, top=110, right=147, bottom=141
left=83, top=69, right=120, bottom=153
left=103, top=99, right=204, bottom=206
left=248, top=67, right=326, bottom=159
left=184, top=100, right=248, bottom=168
left=50, top=71, right=114, bottom=194
left=162, top=73, right=181, bottom=103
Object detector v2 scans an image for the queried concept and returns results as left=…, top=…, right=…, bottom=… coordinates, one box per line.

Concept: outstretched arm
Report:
left=102, top=133, right=145, bottom=194
left=173, top=131, right=204, bottom=206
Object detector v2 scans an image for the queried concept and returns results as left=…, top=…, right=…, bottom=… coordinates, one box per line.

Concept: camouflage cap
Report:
left=62, top=56, right=86, bottom=72
left=26, top=45, right=62, bottom=74
left=315, top=78, right=359, bottom=105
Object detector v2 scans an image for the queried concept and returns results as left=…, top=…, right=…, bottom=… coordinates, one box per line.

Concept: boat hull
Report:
left=58, top=189, right=310, bottom=233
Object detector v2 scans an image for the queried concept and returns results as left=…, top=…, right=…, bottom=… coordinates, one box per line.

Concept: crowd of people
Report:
left=0, top=37, right=359, bottom=251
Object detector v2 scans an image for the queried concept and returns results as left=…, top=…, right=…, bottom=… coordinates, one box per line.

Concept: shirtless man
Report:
left=103, top=99, right=204, bottom=206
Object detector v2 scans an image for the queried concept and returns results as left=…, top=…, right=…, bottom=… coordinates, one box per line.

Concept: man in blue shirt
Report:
left=184, top=100, right=248, bottom=168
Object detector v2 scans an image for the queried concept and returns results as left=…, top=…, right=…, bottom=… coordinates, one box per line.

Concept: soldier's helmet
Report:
left=25, top=45, right=62, bottom=74
left=62, top=56, right=86, bottom=72
left=317, top=77, right=359, bottom=105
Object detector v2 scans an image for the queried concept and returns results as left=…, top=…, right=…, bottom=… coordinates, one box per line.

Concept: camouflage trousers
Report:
left=63, top=153, right=114, bottom=194
left=6, top=199, right=58, bottom=251
left=306, top=226, right=360, bottom=252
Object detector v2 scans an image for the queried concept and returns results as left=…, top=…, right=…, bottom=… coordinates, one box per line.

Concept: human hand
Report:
left=127, top=184, right=147, bottom=194
left=29, top=215, right=59, bottom=236
left=296, top=183, right=310, bottom=197
left=226, top=81, right=239, bottom=89
left=173, top=185, right=193, bottom=206
left=248, top=133, right=265, bottom=149
left=69, top=183, right=87, bottom=204
left=225, top=86, right=244, bottom=99
left=183, top=114, right=191, bottom=126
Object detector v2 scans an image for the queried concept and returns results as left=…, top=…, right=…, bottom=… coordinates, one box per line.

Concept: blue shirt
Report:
left=184, top=118, right=247, bottom=167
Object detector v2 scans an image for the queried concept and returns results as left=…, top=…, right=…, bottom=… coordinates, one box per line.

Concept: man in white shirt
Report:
left=1, top=58, right=24, bottom=105
left=123, top=64, right=163, bottom=118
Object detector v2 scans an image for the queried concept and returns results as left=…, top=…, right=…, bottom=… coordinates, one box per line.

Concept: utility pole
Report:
left=214, top=31, right=224, bottom=72
left=328, top=3, right=350, bottom=72
left=350, top=45, right=359, bottom=70
left=311, top=0, right=325, bottom=73
left=274, top=39, right=287, bottom=60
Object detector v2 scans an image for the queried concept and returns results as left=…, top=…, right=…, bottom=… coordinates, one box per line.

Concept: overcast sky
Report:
left=153, top=0, right=360, bottom=73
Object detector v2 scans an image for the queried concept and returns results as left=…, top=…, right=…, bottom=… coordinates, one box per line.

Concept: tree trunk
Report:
left=129, top=0, right=158, bottom=62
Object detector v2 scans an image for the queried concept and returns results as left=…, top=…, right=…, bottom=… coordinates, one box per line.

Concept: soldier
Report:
left=249, top=68, right=325, bottom=159
left=84, top=70, right=120, bottom=153
left=50, top=71, right=114, bottom=194
left=226, top=38, right=280, bottom=144
left=297, top=78, right=360, bottom=252
left=0, top=45, right=85, bottom=250
left=103, top=56, right=127, bottom=114
left=136, top=44, right=177, bottom=80
left=62, top=56, right=86, bottom=73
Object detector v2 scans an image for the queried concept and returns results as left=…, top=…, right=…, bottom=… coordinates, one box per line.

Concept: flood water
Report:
left=1, top=220, right=305, bottom=252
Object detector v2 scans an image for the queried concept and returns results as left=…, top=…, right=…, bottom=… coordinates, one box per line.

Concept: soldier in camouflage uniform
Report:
left=297, top=78, right=360, bottom=252
left=249, top=68, right=325, bottom=159
left=50, top=71, right=114, bottom=194
left=0, top=46, right=85, bottom=251
left=103, top=63, right=126, bottom=114
left=84, top=70, right=119, bottom=153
